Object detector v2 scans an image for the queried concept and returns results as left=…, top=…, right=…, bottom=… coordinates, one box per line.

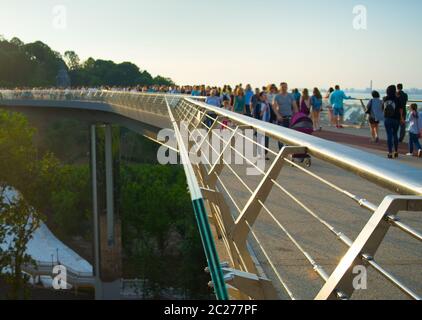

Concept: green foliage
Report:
left=0, top=110, right=209, bottom=298
left=69, top=58, right=174, bottom=87
left=0, top=110, right=91, bottom=238
left=64, top=51, right=80, bottom=71
left=0, top=38, right=64, bottom=87
left=0, top=188, right=42, bottom=300
left=0, top=111, right=51, bottom=297
left=121, top=165, right=187, bottom=248
left=48, top=165, right=91, bottom=238
left=0, top=36, right=174, bottom=88
left=18, top=157, right=91, bottom=240
left=120, top=164, right=211, bottom=298
left=120, top=127, right=160, bottom=164
left=0, top=110, right=89, bottom=298
left=0, top=110, right=37, bottom=189
left=43, top=118, right=89, bottom=163
left=153, top=75, right=175, bottom=86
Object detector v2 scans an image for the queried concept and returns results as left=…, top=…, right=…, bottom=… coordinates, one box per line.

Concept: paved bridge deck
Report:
left=215, top=137, right=422, bottom=300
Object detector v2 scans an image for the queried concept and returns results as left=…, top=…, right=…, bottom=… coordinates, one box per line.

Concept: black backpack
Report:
left=384, top=100, right=396, bottom=118
left=269, top=104, right=277, bottom=123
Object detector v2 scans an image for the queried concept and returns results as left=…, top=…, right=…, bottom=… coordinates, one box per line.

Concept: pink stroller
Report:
left=290, top=112, right=314, bottom=167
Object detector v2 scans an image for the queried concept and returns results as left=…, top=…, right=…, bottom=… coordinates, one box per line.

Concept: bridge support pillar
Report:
left=90, top=124, right=122, bottom=300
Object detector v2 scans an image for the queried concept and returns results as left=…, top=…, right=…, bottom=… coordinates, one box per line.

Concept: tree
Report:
left=139, top=70, right=153, bottom=86
left=153, top=75, right=175, bottom=86
left=0, top=36, right=175, bottom=88
left=0, top=38, right=38, bottom=87
left=10, top=37, right=24, bottom=47
left=0, top=188, right=42, bottom=300
left=120, top=164, right=211, bottom=298
left=23, top=41, right=64, bottom=85
left=0, top=110, right=37, bottom=189
left=49, top=164, right=91, bottom=238
left=0, top=38, right=65, bottom=87
left=64, top=50, right=80, bottom=71
left=44, top=118, right=89, bottom=163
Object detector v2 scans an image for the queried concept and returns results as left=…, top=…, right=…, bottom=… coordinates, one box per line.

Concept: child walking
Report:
left=406, top=103, right=422, bottom=158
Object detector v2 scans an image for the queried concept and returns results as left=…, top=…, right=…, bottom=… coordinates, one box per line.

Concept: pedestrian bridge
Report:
left=1, top=89, right=421, bottom=300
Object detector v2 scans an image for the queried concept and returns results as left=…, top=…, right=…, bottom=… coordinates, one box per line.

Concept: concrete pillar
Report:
left=90, top=125, right=102, bottom=300
left=91, top=124, right=122, bottom=300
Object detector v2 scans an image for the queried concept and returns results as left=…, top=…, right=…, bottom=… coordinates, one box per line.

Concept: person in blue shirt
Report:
left=311, top=87, right=323, bottom=131
left=292, top=88, right=301, bottom=106
left=244, top=84, right=254, bottom=117
left=204, top=89, right=221, bottom=129
left=191, top=86, right=201, bottom=97
left=329, top=85, right=352, bottom=128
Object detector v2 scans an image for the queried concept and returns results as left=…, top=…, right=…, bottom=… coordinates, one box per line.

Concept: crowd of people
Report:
left=203, top=83, right=329, bottom=132
left=2, top=82, right=421, bottom=159
left=364, top=84, right=422, bottom=159
left=201, top=82, right=422, bottom=160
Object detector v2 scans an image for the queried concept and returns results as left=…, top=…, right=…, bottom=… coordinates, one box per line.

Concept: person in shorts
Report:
left=329, top=85, right=352, bottom=128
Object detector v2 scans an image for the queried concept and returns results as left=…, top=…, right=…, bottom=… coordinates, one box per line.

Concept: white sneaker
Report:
left=406, top=153, right=414, bottom=156
left=418, top=150, right=422, bottom=158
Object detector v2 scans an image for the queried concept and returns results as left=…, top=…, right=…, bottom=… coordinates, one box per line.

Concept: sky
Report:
left=1, top=0, right=422, bottom=89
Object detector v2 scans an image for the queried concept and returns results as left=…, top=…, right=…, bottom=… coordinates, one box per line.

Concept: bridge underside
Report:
left=0, top=99, right=170, bottom=139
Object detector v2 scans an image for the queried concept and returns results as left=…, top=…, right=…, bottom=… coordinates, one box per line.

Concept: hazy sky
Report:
left=1, top=0, right=422, bottom=89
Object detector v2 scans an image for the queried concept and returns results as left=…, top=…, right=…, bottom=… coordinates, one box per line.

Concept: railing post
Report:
left=232, top=146, right=306, bottom=244
left=316, top=196, right=422, bottom=300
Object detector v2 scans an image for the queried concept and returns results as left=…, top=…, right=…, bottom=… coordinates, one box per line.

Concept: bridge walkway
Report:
left=214, top=138, right=422, bottom=299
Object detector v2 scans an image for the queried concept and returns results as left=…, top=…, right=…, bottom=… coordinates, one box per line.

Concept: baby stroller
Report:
left=289, top=112, right=314, bottom=167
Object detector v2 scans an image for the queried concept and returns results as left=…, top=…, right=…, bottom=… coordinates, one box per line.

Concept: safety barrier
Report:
left=1, top=89, right=421, bottom=300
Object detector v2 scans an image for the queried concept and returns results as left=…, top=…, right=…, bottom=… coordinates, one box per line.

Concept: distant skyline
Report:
left=1, top=0, right=422, bottom=89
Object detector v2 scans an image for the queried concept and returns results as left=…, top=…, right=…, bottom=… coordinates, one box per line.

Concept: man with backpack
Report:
left=383, top=85, right=405, bottom=159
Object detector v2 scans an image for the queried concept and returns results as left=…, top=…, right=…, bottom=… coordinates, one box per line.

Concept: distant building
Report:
left=365, top=80, right=373, bottom=93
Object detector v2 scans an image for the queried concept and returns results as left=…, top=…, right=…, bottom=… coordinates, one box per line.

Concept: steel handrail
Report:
left=184, top=97, right=422, bottom=196
left=2, top=89, right=421, bottom=300
left=164, top=97, right=229, bottom=301
left=176, top=99, right=422, bottom=299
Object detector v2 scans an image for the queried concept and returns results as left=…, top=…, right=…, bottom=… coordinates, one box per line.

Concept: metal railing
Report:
left=164, top=96, right=229, bottom=300
left=2, top=89, right=419, bottom=127
left=1, top=89, right=421, bottom=300
left=326, top=98, right=422, bottom=127
left=169, top=97, right=422, bottom=300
